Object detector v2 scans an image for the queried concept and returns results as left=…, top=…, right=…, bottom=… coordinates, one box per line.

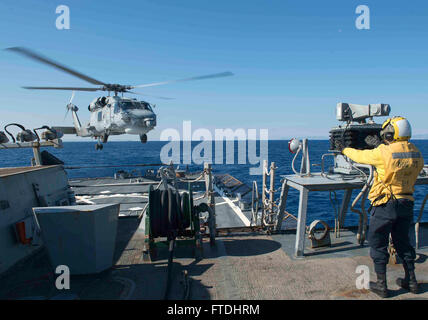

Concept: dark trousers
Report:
left=368, top=198, right=416, bottom=274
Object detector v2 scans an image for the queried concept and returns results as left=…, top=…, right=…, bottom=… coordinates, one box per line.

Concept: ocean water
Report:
left=1, top=140, right=428, bottom=227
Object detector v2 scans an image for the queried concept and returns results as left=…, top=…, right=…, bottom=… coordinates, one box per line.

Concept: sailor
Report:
left=338, top=116, right=424, bottom=298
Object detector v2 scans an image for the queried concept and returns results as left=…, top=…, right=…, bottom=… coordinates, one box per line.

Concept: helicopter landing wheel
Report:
left=95, top=143, right=103, bottom=150
left=140, top=134, right=147, bottom=144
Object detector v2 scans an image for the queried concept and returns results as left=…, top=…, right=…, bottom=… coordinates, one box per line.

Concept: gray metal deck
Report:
left=1, top=172, right=427, bottom=300
left=2, top=217, right=428, bottom=300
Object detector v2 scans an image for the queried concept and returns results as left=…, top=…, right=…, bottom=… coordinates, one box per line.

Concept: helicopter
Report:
left=6, top=47, right=233, bottom=150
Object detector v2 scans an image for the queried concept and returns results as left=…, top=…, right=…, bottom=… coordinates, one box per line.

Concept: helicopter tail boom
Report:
left=52, top=126, right=77, bottom=135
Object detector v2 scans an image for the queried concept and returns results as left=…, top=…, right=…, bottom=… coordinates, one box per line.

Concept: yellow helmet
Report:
left=380, top=116, right=412, bottom=141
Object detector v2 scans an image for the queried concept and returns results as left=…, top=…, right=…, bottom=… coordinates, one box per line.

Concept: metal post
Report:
left=305, top=139, right=310, bottom=175
left=415, top=194, right=428, bottom=249
left=295, top=187, right=309, bottom=258
left=300, top=139, right=311, bottom=176
left=300, top=141, right=306, bottom=175
left=268, top=162, right=276, bottom=226
left=275, top=180, right=289, bottom=231
left=32, top=142, right=42, bottom=166
left=251, top=181, right=260, bottom=226
left=261, top=160, right=268, bottom=225
left=338, top=189, right=352, bottom=228
left=204, top=163, right=216, bottom=238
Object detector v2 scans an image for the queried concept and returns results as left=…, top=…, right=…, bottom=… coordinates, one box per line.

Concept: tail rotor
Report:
left=64, top=91, right=76, bottom=121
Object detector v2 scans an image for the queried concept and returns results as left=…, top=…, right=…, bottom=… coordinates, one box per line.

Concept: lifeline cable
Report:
left=65, top=163, right=167, bottom=169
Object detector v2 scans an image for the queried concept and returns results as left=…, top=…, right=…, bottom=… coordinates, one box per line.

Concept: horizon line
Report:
left=59, top=138, right=428, bottom=142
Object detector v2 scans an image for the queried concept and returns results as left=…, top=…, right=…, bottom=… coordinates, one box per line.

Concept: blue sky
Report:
left=0, top=0, right=427, bottom=140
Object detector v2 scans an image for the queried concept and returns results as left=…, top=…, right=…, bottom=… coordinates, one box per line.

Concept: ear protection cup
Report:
left=384, top=132, right=394, bottom=142
left=380, top=116, right=411, bottom=142
left=380, top=119, right=394, bottom=141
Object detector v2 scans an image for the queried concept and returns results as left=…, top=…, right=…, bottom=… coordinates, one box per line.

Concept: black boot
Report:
left=369, top=273, right=389, bottom=298
left=396, top=264, right=418, bottom=294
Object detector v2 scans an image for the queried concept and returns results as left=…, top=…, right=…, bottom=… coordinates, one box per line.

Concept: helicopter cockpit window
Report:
left=141, top=103, right=152, bottom=111
left=119, top=101, right=138, bottom=110
left=120, top=101, right=152, bottom=111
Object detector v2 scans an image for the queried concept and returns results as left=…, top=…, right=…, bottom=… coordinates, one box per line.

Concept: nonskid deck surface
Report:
left=2, top=175, right=428, bottom=300
left=2, top=216, right=428, bottom=299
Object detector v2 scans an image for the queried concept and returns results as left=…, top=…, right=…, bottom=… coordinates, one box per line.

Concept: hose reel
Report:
left=148, top=187, right=192, bottom=240
left=146, top=185, right=216, bottom=299
left=145, top=185, right=216, bottom=261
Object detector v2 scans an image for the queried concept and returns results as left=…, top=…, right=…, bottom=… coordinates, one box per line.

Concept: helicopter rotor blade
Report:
left=69, top=91, right=76, bottom=104
left=131, top=71, right=234, bottom=89
left=127, top=91, right=174, bottom=100
left=22, top=86, right=100, bottom=91
left=6, top=47, right=107, bottom=86
left=63, top=108, right=70, bottom=121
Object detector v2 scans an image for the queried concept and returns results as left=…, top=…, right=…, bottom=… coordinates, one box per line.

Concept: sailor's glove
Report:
left=365, top=135, right=381, bottom=148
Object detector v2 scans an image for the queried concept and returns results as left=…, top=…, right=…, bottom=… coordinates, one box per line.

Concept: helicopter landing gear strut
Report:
left=101, top=133, right=109, bottom=144
left=140, top=134, right=147, bottom=144
left=95, top=137, right=104, bottom=150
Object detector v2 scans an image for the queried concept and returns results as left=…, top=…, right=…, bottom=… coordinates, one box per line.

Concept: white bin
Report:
left=33, top=204, right=120, bottom=275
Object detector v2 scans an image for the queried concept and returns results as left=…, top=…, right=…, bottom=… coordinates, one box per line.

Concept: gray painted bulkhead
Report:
left=0, top=166, right=72, bottom=275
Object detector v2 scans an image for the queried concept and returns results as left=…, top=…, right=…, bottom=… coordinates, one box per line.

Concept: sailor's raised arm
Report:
left=342, top=146, right=383, bottom=167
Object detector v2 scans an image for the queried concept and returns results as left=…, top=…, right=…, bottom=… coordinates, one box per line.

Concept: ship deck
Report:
left=1, top=175, right=428, bottom=300
left=69, top=175, right=254, bottom=226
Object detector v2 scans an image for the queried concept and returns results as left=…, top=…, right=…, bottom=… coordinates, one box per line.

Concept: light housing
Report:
left=336, top=103, right=390, bottom=123
left=0, top=131, right=9, bottom=143
left=288, top=138, right=301, bottom=154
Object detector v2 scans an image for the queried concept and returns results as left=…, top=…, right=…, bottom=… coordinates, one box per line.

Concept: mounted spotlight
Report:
left=0, top=131, right=9, bottom=143
left=4, top=123, right=37, bottom=143
left=42, top=128, right=63, bottom=141
left=288, top=138, right=311, bottom=176
left=17, top=129, right=38, bottom=142
left=288, top=138, right=302, bottom=154
left=34, top=126, right=64, bottom=141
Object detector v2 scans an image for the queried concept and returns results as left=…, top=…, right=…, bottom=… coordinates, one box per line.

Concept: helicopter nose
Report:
left=144, top=114, right=156, bottom=127
left=145, top=118, right=156, bottom=127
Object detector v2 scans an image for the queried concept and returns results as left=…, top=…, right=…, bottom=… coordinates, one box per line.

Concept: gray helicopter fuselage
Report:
left=86, top=96, right=156, bottom=137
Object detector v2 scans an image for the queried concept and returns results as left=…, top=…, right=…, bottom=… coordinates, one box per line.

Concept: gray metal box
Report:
left=33, top=204, right=120, bottom=275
